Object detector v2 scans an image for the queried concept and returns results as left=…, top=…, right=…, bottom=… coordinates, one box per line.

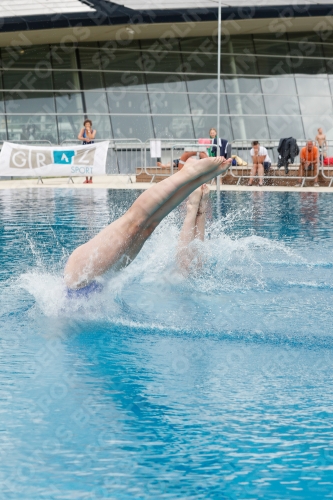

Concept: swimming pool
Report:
left=0, top=189, right=333, bottom=499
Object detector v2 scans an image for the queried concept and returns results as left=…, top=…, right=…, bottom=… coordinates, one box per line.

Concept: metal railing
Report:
left=230, top=139, right=319, bottom=187
left=143, top=139, right=223, bottom=182
left=318, top=139, right=333, bottom=187
left=3, top=137, right=333, bottom=187
left=143, top=138, right=198, bottom=180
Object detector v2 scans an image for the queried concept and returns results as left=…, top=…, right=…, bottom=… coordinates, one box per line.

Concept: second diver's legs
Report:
left=177, top=184, right=210, bottom=274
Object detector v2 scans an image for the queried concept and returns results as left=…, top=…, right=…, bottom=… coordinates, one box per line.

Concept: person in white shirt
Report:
left=248, top=140, right=271, bottom=186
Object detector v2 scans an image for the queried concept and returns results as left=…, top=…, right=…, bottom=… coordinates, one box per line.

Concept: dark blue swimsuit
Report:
left=67, top=281, right=103, bottom=299
left=82, top=129, right=94, bottom=145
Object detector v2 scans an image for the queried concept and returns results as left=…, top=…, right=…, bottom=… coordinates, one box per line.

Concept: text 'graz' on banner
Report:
left=0, top=141, right=109, bottom=177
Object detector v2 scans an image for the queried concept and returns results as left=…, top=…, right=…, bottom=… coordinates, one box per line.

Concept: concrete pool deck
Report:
left=0, top=175, right=333, bottom=192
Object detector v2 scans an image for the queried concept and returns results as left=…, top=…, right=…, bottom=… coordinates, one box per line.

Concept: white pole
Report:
left=216, top=0, right=222, bottom=195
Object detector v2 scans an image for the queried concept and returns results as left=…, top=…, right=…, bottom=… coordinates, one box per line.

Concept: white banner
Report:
left=150, top=140, right=161, bottom=158
left=0, top=141, right=109, bottom=177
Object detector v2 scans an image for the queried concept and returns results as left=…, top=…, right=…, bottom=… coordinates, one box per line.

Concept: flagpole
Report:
left=216, top=0, right=222, bottom=196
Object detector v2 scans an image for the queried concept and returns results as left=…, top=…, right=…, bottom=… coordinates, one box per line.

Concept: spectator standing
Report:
left=296, top=140, right=319, bottom=187
left=315, top=127, right=327, bottom=165
left=78, top=119, right=96, bottom=184
left=248, top=141, right=271, bottom=186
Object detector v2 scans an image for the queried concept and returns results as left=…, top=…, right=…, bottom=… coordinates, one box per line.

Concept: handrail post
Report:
left=216, top=0, right=222, bottom=196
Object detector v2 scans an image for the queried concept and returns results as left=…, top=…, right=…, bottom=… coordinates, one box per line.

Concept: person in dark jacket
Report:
left=208, top=128, right=230, bottom=158
left=277, top=137, right=299, bottom=174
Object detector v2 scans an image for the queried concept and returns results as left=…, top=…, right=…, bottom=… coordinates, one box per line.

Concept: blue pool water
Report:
left=0, top=189, right=333, bottom=499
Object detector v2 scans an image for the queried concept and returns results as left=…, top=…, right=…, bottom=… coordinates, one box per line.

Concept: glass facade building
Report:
left=1, top=32, right=333, bottom=145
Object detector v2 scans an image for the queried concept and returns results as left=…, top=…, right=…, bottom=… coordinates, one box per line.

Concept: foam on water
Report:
left=13, top=206, right=333, bottom=347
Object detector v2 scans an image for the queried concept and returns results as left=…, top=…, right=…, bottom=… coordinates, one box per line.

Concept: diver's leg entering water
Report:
left=176, top=184, right=209, bottom=274
left=64, top=156, right=230, bottom=289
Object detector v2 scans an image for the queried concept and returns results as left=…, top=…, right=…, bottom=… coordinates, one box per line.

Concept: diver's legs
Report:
left=176, top=186, right=203, bottom=272
left=195, top=184, right=210, bottom=241
left=64, top=156, right=229, bottom=288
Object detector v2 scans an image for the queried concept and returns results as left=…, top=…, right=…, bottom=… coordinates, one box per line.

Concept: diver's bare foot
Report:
left=182, top=156, right=226, bottom=179
left=216, top=158, right=232, bottom=175
left=187, top=186, right=202, bottom=213
left=206, top=158, right=232, bottom=181
left=157, top=161, right=162, bottom=167
left=192, top=158, right=231, bottom=187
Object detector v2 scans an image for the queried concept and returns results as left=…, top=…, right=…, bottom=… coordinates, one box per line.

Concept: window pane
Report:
left=288, top=33, right=323, bottom=43
left=146, top=73, right=186, bottom=93
left=180, top=37, right=217, bottom=54
left=57, top=115, right=84, bottom=144
left=55, top=92, right=83, bottom=114
left=1, top=45, right=50, bottom=69
left=102, top=50, right=142, bottom=72
left=256, top=56, right=292, bottom=76
left=85, top=114, right=112, bottom=140
left=302, top=116, right=333, bottom=141
left=228, top=36, right=255, bottom=54
left=137, top=51, right=183, bottom=73
left=296, top=76, right=331, bottom=96
left=104, top=72, right=146, bottom=92
left=150, top=93, right=190, bottom=115
left=329, top=76, right=333, bottom=95
left=253, top=38, right=289, bottom=56
left=264, top=95, right=300, bottom=115
left=81, top=71, right=105, bottom=91
left=50, top=46, right=77, bottom=69
left=0, top=92, right=5, bottom=113
left=189, top=93, right=228, bottom=115
left=225, top=77, right=261, bottom=94
left=267, top=116, right=304, bottom=139
left=287, top=34, right=325, bottom=58
left=78, top=45, right=100, bottom=70
left=325, top=56, right=333, bottom=74
left=290, top=57, right=327, bottom=75
left=0, top=116, right=6, bottom=140
left=108, top=92, right=150, bottom=114
left=192, top=115, right=232, bottom=141
left=227, top=94, right=265, bottom=115
left=99, top=39, right=140, bottom=51
left=84, top=92, right=109, bottom=114
left=140, top=38, right=180, bottom=52
left=53, top=70, right=80, bottom=91
left=5, top=91, right=55, bottom=114
left=152, top=116, right=194, bottom=139
left=322, top=43, right=333, bottom=59
left=7, top=115, right=57, bottom=143
left=231, top=116, right=269, bottom=141
left=181, top=51, right=218, bottom=74
left=223, top=53, right=258, bottom=76
left=186, top=75, right=221, bottom=93
left=2, top=70, right=53, bottom=90
left=52, top=50, right=80, bottom=90
left=261, top=76, right=297, bottom=95
left=111, top=115, right=153, bottom=141
left=298, top=96, right=332, bottom=115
